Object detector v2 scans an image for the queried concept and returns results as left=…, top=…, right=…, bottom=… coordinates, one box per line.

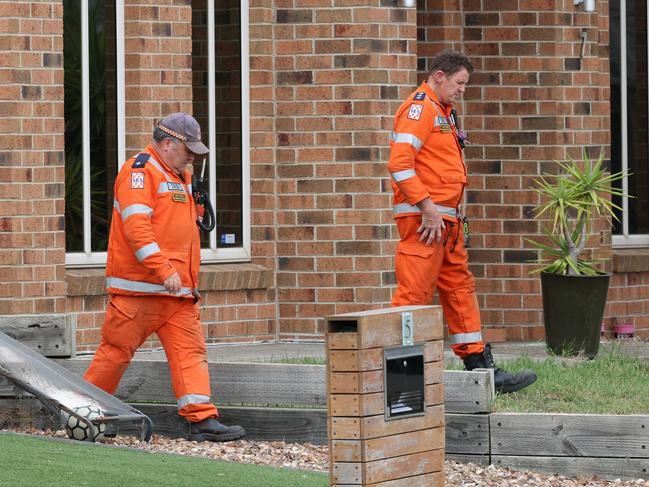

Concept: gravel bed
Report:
left=5, top=428, right=649, bottom=486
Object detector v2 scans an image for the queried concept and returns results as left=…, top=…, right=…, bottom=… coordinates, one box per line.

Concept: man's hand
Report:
left=163, top=272, right=182, bottom=294
left=417, top=198, right=445, bottom=246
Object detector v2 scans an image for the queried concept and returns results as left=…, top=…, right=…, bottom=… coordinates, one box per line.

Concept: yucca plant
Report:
left=527, top=149, right=627, bottom=276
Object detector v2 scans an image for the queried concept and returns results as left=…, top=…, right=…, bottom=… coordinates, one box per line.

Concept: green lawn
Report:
left=0, top=433, right=327, bottom=487
left=490, top=349, right=649, bottom=414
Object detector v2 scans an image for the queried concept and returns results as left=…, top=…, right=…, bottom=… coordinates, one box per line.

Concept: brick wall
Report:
left=3, top=1, right=646, bottom=351
left=0, top=1, right=66, bottom=315
left=266, top=1, right=418, bottom=339
left=605, top=252, right=649, bottom=339
left=123, top=2, right=194, bottom=151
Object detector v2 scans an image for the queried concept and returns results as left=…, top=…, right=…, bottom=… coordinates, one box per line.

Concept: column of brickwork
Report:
left=274, top=1, right=418, bottom=339
left=123, top=1, right=194, bottom=153
left=0, top=1, right=66, bottom=315
left=247, top=0, right=280, bottom=339
left=327, top=306, right=445, bottom=486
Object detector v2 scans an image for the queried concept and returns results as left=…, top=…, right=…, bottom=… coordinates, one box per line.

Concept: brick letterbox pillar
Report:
left=326, top=305, right=445, bottom=486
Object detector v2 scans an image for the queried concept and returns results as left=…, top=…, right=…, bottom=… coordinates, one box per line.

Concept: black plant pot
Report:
left=540, top=272, right=611, bottom=359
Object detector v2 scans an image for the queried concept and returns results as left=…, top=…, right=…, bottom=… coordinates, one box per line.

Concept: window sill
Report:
left=612, top=249, right=649, bottom=273
left=66, top=263, right=273, bottom=297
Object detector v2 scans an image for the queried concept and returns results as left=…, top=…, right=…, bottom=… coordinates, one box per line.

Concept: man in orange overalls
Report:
left=84, top=113, right=245, bottom=440
left=388, top=50, right=536, bottom=393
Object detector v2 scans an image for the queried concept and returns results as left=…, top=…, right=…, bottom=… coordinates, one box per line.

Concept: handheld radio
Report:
left=192, top=158, right=216, bottom=232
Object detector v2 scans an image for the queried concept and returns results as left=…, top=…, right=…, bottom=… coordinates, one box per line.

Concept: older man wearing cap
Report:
left=84, top=112, right=246, bottom=442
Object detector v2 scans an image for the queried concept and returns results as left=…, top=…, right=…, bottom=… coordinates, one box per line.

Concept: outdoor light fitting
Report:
left=400, top=0, right=416, bottom=6
left=574, top=0, right=596, bottom=12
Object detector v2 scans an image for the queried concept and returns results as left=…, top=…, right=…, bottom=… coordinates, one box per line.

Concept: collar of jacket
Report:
left=145, top=144, right=191, bottom=184
left=420, top=81, right=450, bottom=116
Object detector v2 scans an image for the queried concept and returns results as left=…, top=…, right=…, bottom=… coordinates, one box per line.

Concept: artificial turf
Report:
left=0, top=433, right=328, bottom=487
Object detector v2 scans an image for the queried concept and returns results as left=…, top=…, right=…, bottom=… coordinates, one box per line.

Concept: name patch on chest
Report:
left=407, top=104, right=424, bottom=121
left=172, top=192, right=187, bottom=203
left=167, top=182, right=184, bottom=192
left=131, top=172, right=145, bottom=189
left=434, top=116, right=448, bottom=126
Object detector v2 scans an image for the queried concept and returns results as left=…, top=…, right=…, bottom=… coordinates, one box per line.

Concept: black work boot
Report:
left=463, top=343, right=537, bottom=394
left=102, top=423, right=117, bottom=438
left=188, top=418, right=246, bottom=442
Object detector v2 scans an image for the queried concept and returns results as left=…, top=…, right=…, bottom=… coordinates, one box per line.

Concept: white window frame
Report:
left=201, top=0, right=251, bottom=263
left=66, top=1, right=250, bottom=266
left=613, top=0, right=649, bottom=248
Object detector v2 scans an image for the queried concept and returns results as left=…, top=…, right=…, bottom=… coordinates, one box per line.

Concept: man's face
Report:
left=432, top=67, right=469, bottom=105
left=161, top=138, right=195, bottom=175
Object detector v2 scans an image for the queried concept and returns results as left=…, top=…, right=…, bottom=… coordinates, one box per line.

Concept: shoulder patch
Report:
left=131, top=171, right=145, bottom=189
left=407, top=104, right=424, bottom=121
left=132, top=153, right=149, bottom=169
left=413, top=92, right=426, bottom=101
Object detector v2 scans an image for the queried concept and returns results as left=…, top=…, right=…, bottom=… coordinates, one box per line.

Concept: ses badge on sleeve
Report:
left=131, top=172, right=145, bottom=189
left=407, top=104, right=423, bottom=121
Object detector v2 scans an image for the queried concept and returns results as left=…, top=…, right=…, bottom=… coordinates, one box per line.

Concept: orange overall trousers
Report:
left=84, top=294, right=218, bottom=422
left=391, top=215, right=484, bottom=358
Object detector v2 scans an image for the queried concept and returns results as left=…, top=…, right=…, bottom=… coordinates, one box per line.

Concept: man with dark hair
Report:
left=84, top=112, right=246, bottom=440
left=387, top=50, right=536, bottom=393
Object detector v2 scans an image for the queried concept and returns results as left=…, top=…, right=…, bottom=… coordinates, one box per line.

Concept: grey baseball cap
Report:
left=157, top=112, right=209, bottom=155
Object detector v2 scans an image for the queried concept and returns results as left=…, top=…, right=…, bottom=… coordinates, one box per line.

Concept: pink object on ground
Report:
left=613, top=323, right=635, bottom=339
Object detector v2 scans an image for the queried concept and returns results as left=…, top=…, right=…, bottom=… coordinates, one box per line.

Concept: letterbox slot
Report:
left=328, top=320, right=358, bottom=334
left=384, top=344, right=425, bottom=420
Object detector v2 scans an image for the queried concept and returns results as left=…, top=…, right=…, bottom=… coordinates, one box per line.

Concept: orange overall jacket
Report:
left=105, top=145, right=200, bottom=298
left=387, top=81, right=466, bottom=219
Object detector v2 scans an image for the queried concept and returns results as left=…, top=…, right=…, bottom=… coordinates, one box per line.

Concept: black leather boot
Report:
left=188, top=418, right=246, bottom=442
left=102, top=422, right=117, bottom=438
left=463, top=343, right=537, bottom=394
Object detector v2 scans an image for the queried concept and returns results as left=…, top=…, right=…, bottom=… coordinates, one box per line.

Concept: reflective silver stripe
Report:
left=391, top=169, right=417, bottom=182
left=447, top=331, right=483, bottom=345
left=177, top=394, right=211, bottom=410
left=393, top=203, right=421, bottom=215
left=392, top=203, right=457, bottom=217
left=435, top=205, right=458, bottom=217
left=134, top=242, right=161, bottom=262
left=106, top=277, right=191, bottom=296
left=146, top=155, right=171, bottom=182
left=390, top=131, right=424, bottom=151
left=113, top=199, right=120, bottom=214
left=121, top=203, right=153, bottom=221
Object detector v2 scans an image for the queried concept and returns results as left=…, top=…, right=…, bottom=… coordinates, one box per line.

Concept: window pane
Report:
left=192, top=1, right=243, bottom=249
left=63, top=0, right=83, bottom=252
left=612, top=0, right=649, bottom=235
left=64, top=0, right=117, bottom=252
left=90, top=0, right=117, bottom=251
left=626, top=0, right=649, bottom=234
